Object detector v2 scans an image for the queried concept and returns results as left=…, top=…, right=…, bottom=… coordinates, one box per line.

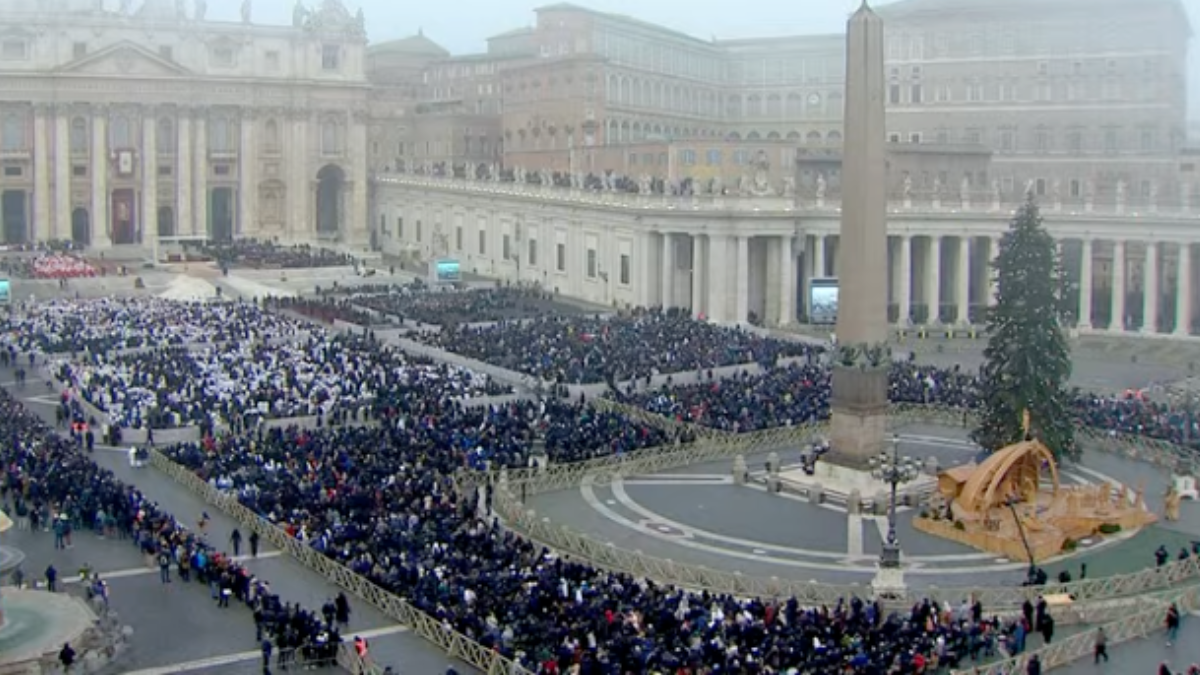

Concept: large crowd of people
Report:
left=262, top=296, right=391, bottom=328
left=415, top=308, right=817, bottom=383
left=57, top=332, right=514, bottom=429
left=354, top=286, right=587, bottom=326
left=1, top=298, right=301, bottom=355
left=1, top=252, right=97, bottom=279
left=0, top=387, right=346, bottom=671
left=198, top=240, right=356, bottom=269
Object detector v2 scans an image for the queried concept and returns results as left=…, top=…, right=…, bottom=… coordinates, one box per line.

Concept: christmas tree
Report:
left=971, top=196, right=1077, bottom=460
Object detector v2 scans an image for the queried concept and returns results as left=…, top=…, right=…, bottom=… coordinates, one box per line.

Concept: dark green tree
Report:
left=971, top=196, right=1077, bottom=460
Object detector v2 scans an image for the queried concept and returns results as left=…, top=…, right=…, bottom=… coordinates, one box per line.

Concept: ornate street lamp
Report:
left=868, top=434, right=921, bottom=569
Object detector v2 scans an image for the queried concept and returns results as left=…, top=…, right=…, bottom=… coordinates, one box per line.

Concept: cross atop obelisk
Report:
left=828, top=0, right=890, bottom=467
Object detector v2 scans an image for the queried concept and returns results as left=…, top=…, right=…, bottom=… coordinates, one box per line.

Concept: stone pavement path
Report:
left=2, top=367, right=474, bottom=675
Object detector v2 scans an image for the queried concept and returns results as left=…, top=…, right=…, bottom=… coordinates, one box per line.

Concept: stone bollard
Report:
left=767, top=451, right=781, bottom=476
left=809, top=486, right=824, bottom=504
left=924, top=456, right=939, bottom=476
left=766, top=475, right=781, bottom=493
left=733, top=454, right=749, bottom=485
left=847, top=489, right=862, bottom=515
left=874, top=491, right=890, bottom=516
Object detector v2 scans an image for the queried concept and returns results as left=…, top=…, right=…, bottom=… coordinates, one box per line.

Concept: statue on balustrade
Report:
left=241, top=0, right=252, bottom=22
left=815, top=173, right=827, bottom=201
left=118, top=0, right=132, bottom=14
left=1116, top=179, right=1127, bottom=208
left=1086, top=178, right=1096, bottom=200
left=738, top=174, right=753, bottom=196
left=711, top=175, right=724, bottom=196
left=1024, top=179, right=1035, bottom=197
left=933, top=175, right=944, bottom=198
left=293, top=0, right=308, bottom=26
left=991, top=179, right=1001, bottom=202
left=638, top=174, right=652, bottom=195
left=539, top=168, right=552, bottom=187
left=194, top=0, right=206, bottom=20
left=751, top=150, right=772, bottom=196
left=960, top=175, right=970, bottom=203
left=1052, top=178, right=1061, bottom=202
left=1150, top=180, right=1159, bottom=208
left=902, top=173, right=913, bottom=200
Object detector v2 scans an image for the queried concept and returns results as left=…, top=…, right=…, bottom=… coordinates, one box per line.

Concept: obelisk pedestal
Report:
left=828, top=1, right=890, bottom=468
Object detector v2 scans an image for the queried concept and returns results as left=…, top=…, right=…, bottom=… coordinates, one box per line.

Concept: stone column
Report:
left=289, top=110, right=309, bottom=239
left=735, top=235, right=750, bottom=323
left=1111, top=240, right=1126, bottom=331
left=238, top=109, right=256, bottom=238
left=778, top=235, right=795, bottom=325
left=707, top=234, right=729, bottom=323
left=177, top=109, right=193, bottom=237
left=53, top=106, right=71, bottom=241
left=660, top=232, right=674, bottom=308
left=90, top=108, right=111, bottom=248
left=988, top=237, right=1000, bottom=303
left=813, top=233, right=826, bottom=278
left=1176, top=243, right=1192, bottom=336
left=141, top=106, right=157, bottom=242
left=956, top=235, right=971, bottom=324
left=1078, top=238, right=1093, bottom=329
left=33, top=105, right=51, bottom=242
left=897, top=235, right=912, bottom=325
left=194, top=110, right=208, bottom=238
left=691, top=234, right=705, bottom=318
left=1143, top=241, right=1159, bottom=333
left=348, top=111, right=369, bottom=245
left=927, top=236, right=942, bottom=324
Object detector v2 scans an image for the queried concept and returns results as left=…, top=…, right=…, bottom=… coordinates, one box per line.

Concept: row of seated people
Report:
left=414, top=307, right=818, bottom=384
left=610, top=361, right=1197, bottom=447
left=261, top=296, right=390, bottom=327
left=163, top=401, right=1026, bottom=674
left=1, top=297, right=300, bottom=354
left=353, top=286, right=585, bottom=327
left=56, top=332, right=514, bottom=430
left=197, top=240, right=355, bottom=269
left=0, top=389, right=349, bottom=671
left=1, top=253, right=97, bottom=279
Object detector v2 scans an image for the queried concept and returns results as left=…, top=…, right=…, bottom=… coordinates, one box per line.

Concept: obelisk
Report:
left=829, top=0, right=889, bottom=467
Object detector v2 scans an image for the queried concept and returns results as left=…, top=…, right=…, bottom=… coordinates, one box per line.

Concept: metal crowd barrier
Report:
left=950, top=586, right=1200, bottom=675
left=146, top=450, right=533, bottom=675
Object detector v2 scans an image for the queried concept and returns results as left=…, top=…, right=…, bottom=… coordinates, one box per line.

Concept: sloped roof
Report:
left=369, top=33, right=449, bottom=57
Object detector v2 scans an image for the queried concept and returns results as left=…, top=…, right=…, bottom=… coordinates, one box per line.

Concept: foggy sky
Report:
left=202, top=0, right=1200, bottom=117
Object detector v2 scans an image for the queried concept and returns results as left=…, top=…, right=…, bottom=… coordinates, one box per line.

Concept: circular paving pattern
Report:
left=528, top=422, right=1187, bottom=589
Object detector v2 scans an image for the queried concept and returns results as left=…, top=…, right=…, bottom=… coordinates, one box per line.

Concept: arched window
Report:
left=321, top=119, right=340, bottom=154
left=69, top=116, right=87, bottom=153
left=264, top=118, right=280, bottom=151
left=157, top=117, right=174, bottom=155
left=210, top=115, right=230, bottom=152
left=111, top=114, right=131, bottom=148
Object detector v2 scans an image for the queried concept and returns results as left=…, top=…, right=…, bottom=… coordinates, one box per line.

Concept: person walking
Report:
left=1167, top=603, right=1182, bottom=646
left=249, top=530, right=260, bottom=557
left=44, top=564, right=57, bottom=592
left=230, top=529, right=242, bottom=557
left=58, top=643, right=76, bottom=671
left=1093, top=626, right=1108, bottom=663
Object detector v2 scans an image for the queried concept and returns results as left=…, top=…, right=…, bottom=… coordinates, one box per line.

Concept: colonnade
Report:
left=652, top=231, right=1198, bottom=335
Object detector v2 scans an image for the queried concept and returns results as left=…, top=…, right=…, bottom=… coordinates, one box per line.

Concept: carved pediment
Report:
left=57, top=41, right=191, bottom=77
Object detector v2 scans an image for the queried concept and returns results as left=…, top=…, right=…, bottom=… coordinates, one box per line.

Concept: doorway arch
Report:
left=316, top=164, right=345, bottom=237
left=71, top=207, right=90, bottom=246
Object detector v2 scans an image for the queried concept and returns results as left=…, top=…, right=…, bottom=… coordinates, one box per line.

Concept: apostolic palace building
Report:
left=0, top=0, right=1196, bottom=335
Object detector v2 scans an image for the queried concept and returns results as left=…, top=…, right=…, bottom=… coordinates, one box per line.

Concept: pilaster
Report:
left=239, top=108, right=256, bottom=238
left=32, top=104, right=51, bottom=243
left=53, top=105, right=71, bottom=241
left=1111, top=240, right=1126, bottom=331
left=927, top=236, right=942, bottom=324
left=778, top=235, right=796, bottom=326
left=1078, top=238, right=1093, bottom=329
left=177, top=108, right=193, bottom=237
left=91, top=106, right=111, bottom=248
left=956, top=236, right=971, bottom=324
left=707, top=234, right=729, bottom=323
left=735, top=235, right=750, bottom=323
left=1177, top=243, right=1192, bottom=336
left=691, top=234, right=706, bottom=318
left=141, top=105, right=157, bottom=242
left=897, top=235, right=912, bottom=325
left=1143, top=241, right=1159, bottom=333
left=194, top=109, right=208, bottom=238
left=660, top=232, right=674, bottom=308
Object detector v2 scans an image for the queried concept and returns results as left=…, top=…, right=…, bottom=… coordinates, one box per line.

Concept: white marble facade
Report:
left=0, top=0, right=370, bottom=247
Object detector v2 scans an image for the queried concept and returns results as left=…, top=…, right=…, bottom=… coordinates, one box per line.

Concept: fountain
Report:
left=0, top=509, right=104, bottom=675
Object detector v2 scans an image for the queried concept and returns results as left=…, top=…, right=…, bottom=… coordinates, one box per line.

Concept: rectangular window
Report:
left=1035, top=129, right=1050, bottom=152
left=1070, top=179, right=1081, bottom=197
left=1035, top=178, right=1046, bottom=196
left=706, top=149, right=721, bottom=166
left=889, top=84, right=901, bottom=105
left=556, top=243, right=566, bottom=272
left=3, top=166, right=19, bottom=177
left=999, top=130, right=1014, bottom=152
left=72, top=42, right=87, bottom=59
left=1104, top=129, right=1119, bottom=154
left=1141, top=129, right=1156, bottom=153
left=586, top=249, right=597, bottom=278
left=322, top=45, right=340, bottom=71
left=619, top=254, right=631, bottom=285
left=1067, top=131, right=1083, bottom=154
left=455, top=226, right=462, bottom=250
left=528, top=238, right=538, bottom=267
left=213, top=164, right=231, bottom=176
left=502, top=234, right=511, bottom=260
left=628, top=153, right=637, bottom=165
left=265, top=50, right=280, bottom=71
left=1, top=40, right=27, bottom=61
left=72, top=165, right=87, bottom=178
left=909, top=133, right=922, bottom=144
left=478, top=229, right=486, bottom=255
left=416, top=221, right=422, bottom=242
left=964, top=129, right=982, bottom=144
left=910, top=84, right=922, bottom=104
left=157, top=165, right=172, bottom=177
left=889, top=133, right=901, bottom=143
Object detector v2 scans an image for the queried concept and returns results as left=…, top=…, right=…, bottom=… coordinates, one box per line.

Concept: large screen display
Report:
left=809, top=277, right=838, bottom=325
left=0, top=278, right=10, bottom=304
left=431, top=258, right=461, bottom=284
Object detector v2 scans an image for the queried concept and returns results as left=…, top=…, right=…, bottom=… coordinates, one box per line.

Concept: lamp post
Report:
left=868, top=434, right=921, bottom=570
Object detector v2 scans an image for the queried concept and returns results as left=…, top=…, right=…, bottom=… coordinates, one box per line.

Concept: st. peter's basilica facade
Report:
left=0, top=0, right=370, bottom=247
